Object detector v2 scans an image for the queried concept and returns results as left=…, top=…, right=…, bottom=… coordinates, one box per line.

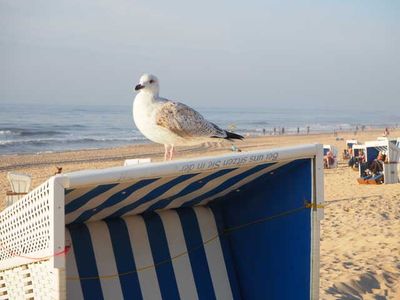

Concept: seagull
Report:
left=133, top=74, right=244, bottom=160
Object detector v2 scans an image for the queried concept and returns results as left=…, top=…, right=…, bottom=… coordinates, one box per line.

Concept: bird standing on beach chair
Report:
left=133, top=74, right=244, bottom=160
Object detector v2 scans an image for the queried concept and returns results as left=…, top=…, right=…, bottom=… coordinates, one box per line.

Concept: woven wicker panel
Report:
left=0, top=181, right=51, bottom=263
left=0, top=260, right=58, bottom=300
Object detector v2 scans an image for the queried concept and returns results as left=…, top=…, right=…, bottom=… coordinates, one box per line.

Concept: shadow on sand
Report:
left=326, top=271, right=395, bottom=300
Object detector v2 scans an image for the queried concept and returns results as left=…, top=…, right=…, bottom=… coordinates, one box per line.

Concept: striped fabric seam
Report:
left=181, top=163, right=274, bottom=208
left=72, top=178, right=160, bottom=223
left=105, top=173, right=200, bottom=219
left=199, top=161, right=290, bottom=206
left=142, top=168, right=238, bottom=214
left=65, top=184, right=119, bottom=214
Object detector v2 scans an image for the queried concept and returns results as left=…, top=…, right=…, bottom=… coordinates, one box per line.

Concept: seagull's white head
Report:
left=135, top=74, right=159, bottom=96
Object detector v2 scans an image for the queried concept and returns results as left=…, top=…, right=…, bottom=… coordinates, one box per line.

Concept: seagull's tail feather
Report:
left=224, top=131, right=244, bottom=141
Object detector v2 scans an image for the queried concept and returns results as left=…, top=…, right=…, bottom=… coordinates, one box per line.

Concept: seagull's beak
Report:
left=135, top=84, right=144, bottom=91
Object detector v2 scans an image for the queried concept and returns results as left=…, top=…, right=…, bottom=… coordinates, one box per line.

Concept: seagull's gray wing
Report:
left=155, top=101, right=226, bottom=139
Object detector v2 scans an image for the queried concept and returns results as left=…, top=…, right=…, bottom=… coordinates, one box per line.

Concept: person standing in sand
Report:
left=383, top=127, right=390, bottom=137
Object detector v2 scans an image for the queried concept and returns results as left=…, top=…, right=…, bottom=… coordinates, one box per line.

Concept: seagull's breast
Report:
left=133, top=94, right=179, bottom=144
left=133, top=94, right=154, bottom=128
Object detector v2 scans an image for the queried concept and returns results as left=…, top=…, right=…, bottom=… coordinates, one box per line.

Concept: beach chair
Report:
left=123, top=158, right=152, bottom=166
left=351, top=144, right=366, bottom=171
left=342, top=149, right=350, bottom=160
left=0, top=144, right=324, bottom=300
left=383, top=140, right=400, bottom=184
left=356, top=139, right=400, bottom=184
left=346, top=139, right=358, bottom=149
left=343, top=140, right=358, bottom=159
left=323, top=145, right=338, bottom=168
left=5, top=172, right=32, bottom=206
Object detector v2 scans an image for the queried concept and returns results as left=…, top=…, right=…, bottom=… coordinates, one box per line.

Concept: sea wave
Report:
left=0, top=127, right=64, bottom=137
left=0, top=136, right=147, bottom=148
left=0, top=130, right=14, bottom=135
left=0, top=103, right=398, bottom=155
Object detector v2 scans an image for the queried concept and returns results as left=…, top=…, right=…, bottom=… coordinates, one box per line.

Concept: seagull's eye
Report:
left=149, top=80, right=154, bottom=84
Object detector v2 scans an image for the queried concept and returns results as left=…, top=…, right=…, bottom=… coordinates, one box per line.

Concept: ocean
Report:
left=0, top=103, right=398, bottom=155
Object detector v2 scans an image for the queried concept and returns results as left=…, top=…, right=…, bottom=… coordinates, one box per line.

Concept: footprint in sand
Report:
left=343, top=261, right=353, bottom=269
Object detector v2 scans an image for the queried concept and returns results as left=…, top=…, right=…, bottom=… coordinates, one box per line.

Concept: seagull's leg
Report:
left=169, top=145, right=175, bottom=160
left=164, top=144, right=169, bottom=161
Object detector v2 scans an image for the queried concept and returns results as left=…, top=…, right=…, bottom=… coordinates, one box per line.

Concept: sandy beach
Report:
left=1, top=128, right=399, bottom=299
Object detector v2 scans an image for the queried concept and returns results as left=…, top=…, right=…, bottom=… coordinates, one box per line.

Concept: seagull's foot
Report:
left=163, top=144, right=174, bottom=161
left=168, top=145, right=175, bottom=161
left=164, top=144, right=169, bottom=161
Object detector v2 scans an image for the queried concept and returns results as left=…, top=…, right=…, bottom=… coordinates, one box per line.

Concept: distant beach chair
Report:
left=123, top=158, right=152, bottom=166
left=323, top=145, right=338, bottom=168
left=351, top=144, right=366, bottom=170
left=384, top=138, right=400, bottom=184
left=343, top=140, right=358, bottom=159
left=352, top=144, right=365, bottom=157
left=346, top=139, right=358, bottom=149
left=5, top=172, right=32, bottom=206
left=356, top=138, right=400, bottom=184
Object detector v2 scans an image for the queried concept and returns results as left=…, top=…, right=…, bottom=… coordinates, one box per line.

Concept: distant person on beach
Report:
left=307, top=126, right=310, bottom=134
left=281, top=127, right=285, bottom=135
left=297, top=127, right=300, bottom=134
left=263, top=128, right=266, bottom=135
left=273, top=127, right=276, bottom=135
left=370, top=152, right=386, bottom=174
left=361, top=152, right=386, bottom=179
left=383, top=127, right=389, bottom=137
left=359, top=150, right=366, bottom=163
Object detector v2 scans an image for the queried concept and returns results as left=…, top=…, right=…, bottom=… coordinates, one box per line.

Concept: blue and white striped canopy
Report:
left=62, top=145, right=322, bottom=300
left=64, top=161, right=289, bottom=224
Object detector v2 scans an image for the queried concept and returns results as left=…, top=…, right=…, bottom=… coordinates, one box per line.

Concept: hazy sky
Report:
left=1, top=0, right=399, bottom=110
